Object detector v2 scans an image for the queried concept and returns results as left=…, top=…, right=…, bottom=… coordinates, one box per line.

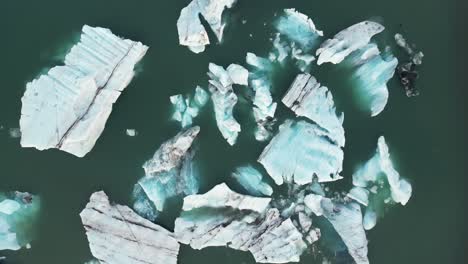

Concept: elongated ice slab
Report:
left=177, top=0, right=237, bottom=53
left=175, top=184, right=307, bottom=263
left=0, top=192, right=40, bottom=251
left=80, top=191, right=180, bottom=264
left=232, top=165, right=273, bottom=197
left=20, top=25, right=148, bottom=157
left=282, top=74, right=345, bottom=147
left=133, top=127, right=200, bottom=221
left=316, top=21, right=384, bottom=65
left=259, top=120, right=343, bottom=185
left=170, top=86, right=209, bottom=127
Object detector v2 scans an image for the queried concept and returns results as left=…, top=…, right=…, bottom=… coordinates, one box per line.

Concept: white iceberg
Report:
left=132, top=127, right=200, bottom=221
left=177, top=0, right=237, bottom=53
left=175, top=184, right=307, bottom=263
left=20, top=25, right=148, bottom=157
left=231, top=165, right=273, bottom=197
left=316, top=21, right=384, bottom=65
left=80, top=191, right=180, bottom=264
left=258, top=120, right=343, bottom=185
left=282, top=73, right=345, bottom=147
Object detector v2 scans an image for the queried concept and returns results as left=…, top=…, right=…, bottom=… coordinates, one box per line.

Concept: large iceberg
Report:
left=20, top=25, right=148, bottom=157
left=80, top=191, right=180, bottom=264
left=170, top=86, right=209, bottom=127
left=349, top=136, right=412, bottom=230
left=282, top=74, right=345, bottom=147
left=231, top=165, right=273, bottom=197
left=343, top=43, right=398, bottom=116
left=258, top=120, right=343, bottom=185
left=0, top=192, right=40, bottom=251
left=177, top=0, right=237, bottom=53
left=316, top=21, right=384, bottom=65
left=175, top=184, right=307, bottom=263
left=132, top=126, right=200, bottom=221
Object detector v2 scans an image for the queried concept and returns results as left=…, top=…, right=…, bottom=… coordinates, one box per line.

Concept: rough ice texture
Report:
left=177, top=0, right=237, bottom=53
left=133, top=127, right=200, bottom=221
left=175, top=184, right=307, bottom=263
left=80, top=191, right=179, bottom=264
left=170, top=86, right=209, bottom=127
left=316, top=21, right=384, bottom=65
left=258, top=120, right=343, bottom=185
left=282, top=74, right=345, bottom=147
left=20, top=25, right=148, bottom=157
left=232, top=165, right=274, bottom=197
left=343, top=43, right=398, bottom=116
left=0, top=192, right=40, bottom=251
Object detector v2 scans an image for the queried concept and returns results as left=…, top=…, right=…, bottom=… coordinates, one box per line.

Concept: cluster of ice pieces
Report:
left=20, top=25, right=148, bottom=157
left=177, top=0, right=237, bottom=53
left=0, top=192, right=40, bottom=251
left=132, top=126, right=200, bottom=221
left=231, top=165, right=273, bottom=197
left=80, top=191, right=180, bottom=264
left=394, top=33, right=424, bottom=97
left=170, top=86, right=209, bottom=127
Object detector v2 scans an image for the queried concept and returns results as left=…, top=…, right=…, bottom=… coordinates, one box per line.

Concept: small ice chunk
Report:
left=316, top=21, right=384, bottom=65
left=258, top=120, right=344, bottom=185
left=20, top=25, right=148, bottom=157
left=177, top=0, right=237, bottom=53
left=80, top=191, right=180, bottom=264
left=304, top=194, right=324, bottom=216
left=362, top=209, right=377, bottom=230
left=125, top=129, right=137, bottom=137
left=132, top=127, right=200, bottom=221
left=170, top=86, right=209, bottom=127
left=232, top=165, right=273, bottom=197
left=282, top=74, right=345, bottom=147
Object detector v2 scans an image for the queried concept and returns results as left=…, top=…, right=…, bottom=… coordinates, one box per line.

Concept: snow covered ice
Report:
left=132, top=126, right=200, bottom=221
left=80, top=191, right=180, bottom=264
left=20, top=25, right=148, bottom=157
left=231, top=165, right=273, bottom=197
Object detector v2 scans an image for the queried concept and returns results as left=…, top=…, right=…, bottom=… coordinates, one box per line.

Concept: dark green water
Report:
left=0, top=0, right=466, bottom=263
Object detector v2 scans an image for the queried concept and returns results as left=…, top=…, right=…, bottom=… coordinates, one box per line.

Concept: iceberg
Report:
left=80, top=191, right=180, bottom=264
left=170, top=86, right=209, bottom=128
left=343, top=43, right=398, bottom=116
left=0, top=192, right=40, bottom=251
left=231, top=165, right=273, bottom=197
left=132, top=126, right=200, bottom=221
left=349, top=136, right=412, bottom=229
left=20, top=25, right=148, bottom=157
left=258, top=120, right=343, bottom=185
left=177, top=0, right=237, bottom=53
left=282, top=74, right=345, bottom=147
left=175, top=184, right=307, bottom=263
left=316, top=21, right=384, bottom=65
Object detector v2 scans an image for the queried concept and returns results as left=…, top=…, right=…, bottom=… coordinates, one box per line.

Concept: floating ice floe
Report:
left=20, top=25, right=148, bottom=157
left=177, top=0, right=237, bottom=53
left=259, top=120, right=343, bottom=185
left=80, top=191, right=180, bottom=264
left=282, top=73, right=345, bottom=147
left=132, top=126, right=200, bottom=221
left=316, top=21, right=384, bottom=65
left=343, top=43, right=398, bottom=116
left=175, top=184, right=307, bottom=263
left=170, top=86, right=209, bottom=127
left=231, top=165, right=273, bottom=197
left=349, top=136, right=412, bottom=230
left=0, top=192, right=40, bottom=251
left=208, top=63, right=247, bottom=145
left=394, top=33, right=424, bottom=97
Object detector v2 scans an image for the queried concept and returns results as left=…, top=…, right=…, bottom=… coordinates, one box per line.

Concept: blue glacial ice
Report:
left=0, top=192, right=40, bottom=251
left=258, top=120, right=343, bottom=185
left=175, top=183, right=307, bottom=263
left=170, top=86, right=209, bottom=127
left=316, top=21, right=384, bottom=65
left=20, top=25, right=148, bottom=157
left=282, top=73, right=345, bottom=147
left=349, top=136, right=412, bottom=230
left=231, top=165, right=273, bottom=197
left=177, top=0, right=237, bottom=53
left=132, top=127, right=200, bottom=221
left=343, top=43, right=398, bottom=116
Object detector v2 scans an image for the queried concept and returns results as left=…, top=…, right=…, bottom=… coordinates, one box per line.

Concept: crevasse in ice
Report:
left=170, top=86, right=209, bottom=127
left=231, top=165, right=273, bottom=197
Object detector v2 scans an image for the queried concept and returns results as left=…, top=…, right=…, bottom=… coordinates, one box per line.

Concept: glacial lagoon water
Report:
left=0, top=0, right=466, bottom=263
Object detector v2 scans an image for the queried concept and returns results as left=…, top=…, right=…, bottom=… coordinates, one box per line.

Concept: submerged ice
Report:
left=20, top=25, right=148, bottom=157
left=132, top=127, right=200, bottom=221
left=231, top=165, right=273, bottom=197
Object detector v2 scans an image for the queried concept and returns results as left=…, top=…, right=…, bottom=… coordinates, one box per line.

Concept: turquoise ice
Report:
left=231, top=165, right=273, bottom=197
left=170, top=86, right=209, bottom=127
